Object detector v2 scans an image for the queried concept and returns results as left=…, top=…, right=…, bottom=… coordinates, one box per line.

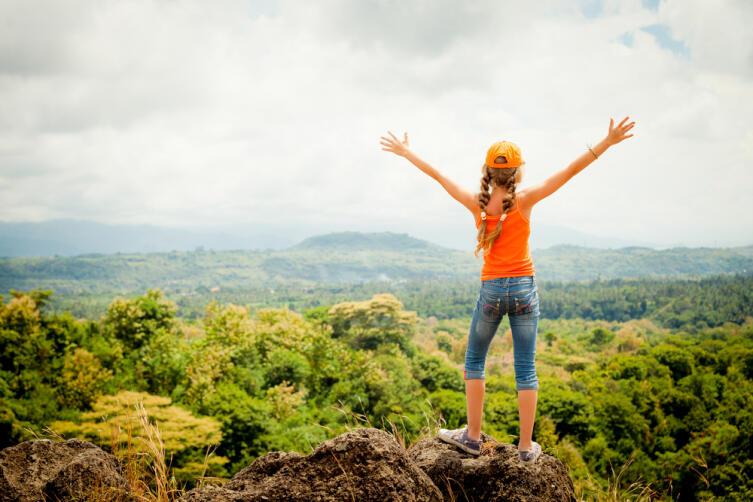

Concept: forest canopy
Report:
left=1, top=279, right=752, bottom=499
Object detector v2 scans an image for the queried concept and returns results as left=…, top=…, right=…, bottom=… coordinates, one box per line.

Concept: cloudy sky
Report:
left=1, top=0, right=752, bottom=250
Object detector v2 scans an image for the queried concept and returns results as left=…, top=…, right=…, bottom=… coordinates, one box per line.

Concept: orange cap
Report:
left=485, top=140, right=525, bottom=168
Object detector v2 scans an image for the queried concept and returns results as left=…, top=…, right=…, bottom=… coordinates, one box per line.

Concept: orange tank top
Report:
left=474, top=193, right=535, bottom=280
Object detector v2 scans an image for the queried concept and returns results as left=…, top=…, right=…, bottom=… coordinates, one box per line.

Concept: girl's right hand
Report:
left=606, top=117, right=635, bottom=145
left=380, top=130, right=411, bottom=157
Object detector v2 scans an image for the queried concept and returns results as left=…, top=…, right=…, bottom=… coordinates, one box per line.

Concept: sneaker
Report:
left=518, top=441, right=542, bottom=464
left=437, top=425, right=482, bottom=455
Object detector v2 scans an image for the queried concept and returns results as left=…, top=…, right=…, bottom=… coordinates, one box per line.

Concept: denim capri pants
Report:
left=464, top=275, right=540, bottom=390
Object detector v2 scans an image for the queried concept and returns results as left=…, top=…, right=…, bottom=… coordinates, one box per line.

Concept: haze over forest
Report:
left=1, top=1, right=752, bottom=250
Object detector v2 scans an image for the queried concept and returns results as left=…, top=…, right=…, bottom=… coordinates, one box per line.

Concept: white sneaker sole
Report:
left=437, top=429, right=482, bottom=456
left=518, top=442, right=542, bottom=464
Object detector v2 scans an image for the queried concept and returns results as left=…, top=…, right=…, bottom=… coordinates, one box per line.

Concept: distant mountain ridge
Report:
left=531, top=244, right=753, bottom=281
left=0, top=218, right=666, bottom=258
left=292, top=231, right=433, bottom=251
left=0, top=219, right=295, bottom=257
left=1, top=230, right=752, bottom=297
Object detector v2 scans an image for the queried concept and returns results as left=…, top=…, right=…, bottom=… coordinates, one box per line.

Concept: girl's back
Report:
left=474, top=192, right=534, bottom=280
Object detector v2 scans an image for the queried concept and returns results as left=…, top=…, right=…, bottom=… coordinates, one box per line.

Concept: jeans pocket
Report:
left=511, top=286, right=538, bottom=316
left=479, top=289, right=502, bottom=320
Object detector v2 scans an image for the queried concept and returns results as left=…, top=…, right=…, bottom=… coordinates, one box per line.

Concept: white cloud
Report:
left=0, top=0, right=751, bottom=249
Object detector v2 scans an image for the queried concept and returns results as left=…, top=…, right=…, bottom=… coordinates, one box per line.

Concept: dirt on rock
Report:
left=180, top=427, right=443, bottom=502
left=0, top=438, right=131, bottom=502
left=407, top=432, right=576, bottom=502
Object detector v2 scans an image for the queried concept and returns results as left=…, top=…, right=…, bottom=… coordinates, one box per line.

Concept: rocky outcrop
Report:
left=180, top=427, right=443, bottom=501
left=0, top=438, right=130, bottom=502
left=408, top=432, right=575, bottom=502
left=0, top=428, right=575, bottom=502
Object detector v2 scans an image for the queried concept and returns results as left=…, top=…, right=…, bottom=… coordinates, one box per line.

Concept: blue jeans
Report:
left=464, top=275, right=540, bottom=390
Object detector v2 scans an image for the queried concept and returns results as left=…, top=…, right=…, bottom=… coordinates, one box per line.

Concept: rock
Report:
left=0, top=438, right=131, bottom=502
left=0, top=428, right=577, bottom=501
left=180, top=427, right=443, bottom=502
left=407, top=432, right=575, bottom=502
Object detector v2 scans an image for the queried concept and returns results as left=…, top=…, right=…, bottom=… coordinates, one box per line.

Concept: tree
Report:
left=544, top=331, right=558, bottom=346
left=590, top=327, right=615, bottom=347
left=103, top=288, right=178, bottom=350
left=264, top=349, right=310, bottom=389
left=58, top=348, right=112, bottom=409
left=50, top=390, right=228, bottom=484
left=652, top=344, right=694, bottom=380
left=327, top=294, right=417, bottom=354
left=411, top=353, right=463, bottom=392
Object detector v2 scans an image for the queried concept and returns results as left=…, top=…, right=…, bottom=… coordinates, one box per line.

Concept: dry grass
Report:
left=326, top=399, right=469, bottom=501
left=573, top=451, right=659, bottom=502
left=329, top=450, right=357, bottom=502
left=194, top=444, right=226, bottom=489
left=132, top=399, right=182, bottom=501
left=439, top=472, right=472, bottom=502
left=30, top=394, right=662, bottom=502
left=327, top=400, right=662, bottom=502
left=33, top=396, right=226, bottom=502
left=330, top=396, right=448, bottom=452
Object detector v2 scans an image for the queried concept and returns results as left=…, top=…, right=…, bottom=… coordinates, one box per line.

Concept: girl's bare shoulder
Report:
left=470, top=192, right=482, bottom=219
left=517, top=188, right=534, bottom=220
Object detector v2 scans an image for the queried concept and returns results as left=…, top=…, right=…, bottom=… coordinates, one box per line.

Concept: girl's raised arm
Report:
left=380, top=130, right=478, bottom=215
left=520, top=117, right=635, bottom=208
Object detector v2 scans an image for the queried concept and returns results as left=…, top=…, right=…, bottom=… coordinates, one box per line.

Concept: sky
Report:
left=1, top=0, right=752, bottom=251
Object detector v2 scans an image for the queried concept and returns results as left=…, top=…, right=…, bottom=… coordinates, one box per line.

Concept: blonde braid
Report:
left=474, top=167, right=493, bottom=258
left=474, top=166, right=518, bottom=258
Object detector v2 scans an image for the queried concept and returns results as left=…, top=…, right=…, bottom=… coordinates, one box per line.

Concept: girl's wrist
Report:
left=596, top=137, right=612, bottom=152
left=587, top=137, right=611, bottom=159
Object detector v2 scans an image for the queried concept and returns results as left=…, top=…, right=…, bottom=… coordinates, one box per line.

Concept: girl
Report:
left=380, top=117, right=635, bottom=463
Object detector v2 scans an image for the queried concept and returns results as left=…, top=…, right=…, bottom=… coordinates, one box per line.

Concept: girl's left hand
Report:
left=606, top=117, right=635, bottom=145
left=380, top=131, right=411, bottom=157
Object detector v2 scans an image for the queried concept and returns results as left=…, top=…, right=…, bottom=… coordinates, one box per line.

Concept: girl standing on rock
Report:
left=380, top=117, right=635, bottom=463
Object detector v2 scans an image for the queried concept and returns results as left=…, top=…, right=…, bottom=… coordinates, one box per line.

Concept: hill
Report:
left=1, top=232, right=753, bottom=298
left=292, top=231, right=434, bottom=251
left=0, top=218, right=294, bottom=257
left=532, top=244, right=753, bottom=281
left=0, top=218, right=663, bottom=258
